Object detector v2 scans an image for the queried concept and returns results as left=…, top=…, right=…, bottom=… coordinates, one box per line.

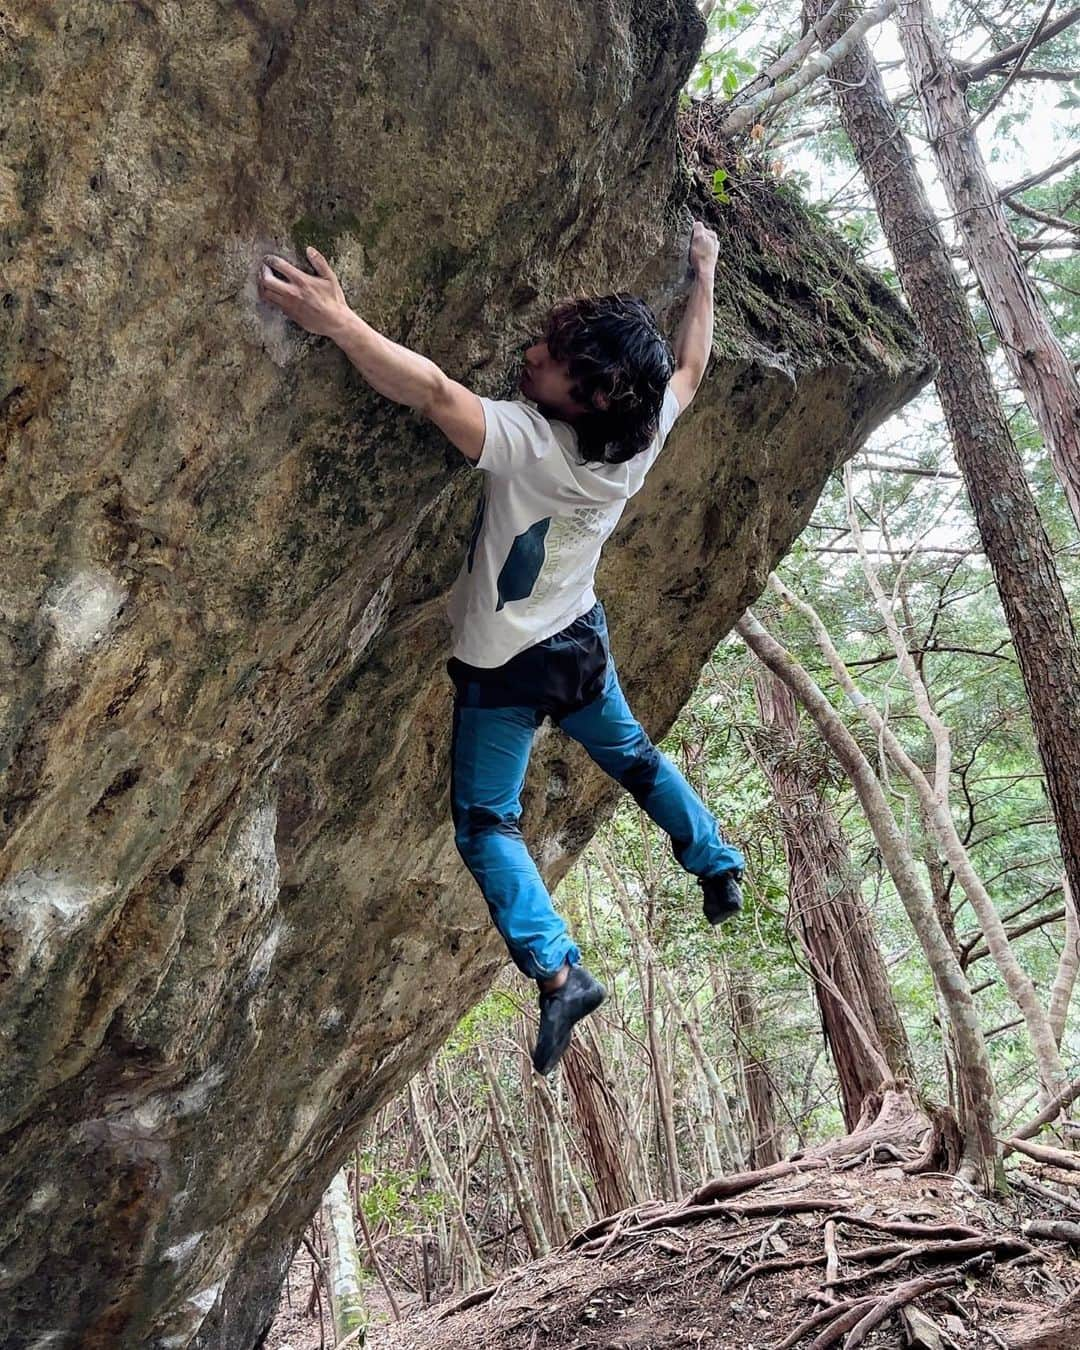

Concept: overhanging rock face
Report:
left=0, top=3, right=931, bottom=1347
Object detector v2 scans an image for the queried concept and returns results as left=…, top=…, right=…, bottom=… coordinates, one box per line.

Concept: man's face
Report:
left=520, top=341, right=592, bottom=420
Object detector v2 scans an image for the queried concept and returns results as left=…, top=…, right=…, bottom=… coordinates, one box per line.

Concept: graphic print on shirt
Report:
left=523, top=505, right=612, bottom=615
left=466, top=495, right=486, bottom=573
left=495, top=516, right=552, bottom=611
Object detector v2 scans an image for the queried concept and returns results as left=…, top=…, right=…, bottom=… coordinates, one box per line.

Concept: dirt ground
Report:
left=265, top=1161, right=1080, bottom=1349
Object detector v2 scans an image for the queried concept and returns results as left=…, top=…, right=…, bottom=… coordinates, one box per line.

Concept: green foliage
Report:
left=444, top=987, right=519, bottom=1056
left=359, top=1168, right=423, bottom=1227
left=690, top=0, right=759, bottom=97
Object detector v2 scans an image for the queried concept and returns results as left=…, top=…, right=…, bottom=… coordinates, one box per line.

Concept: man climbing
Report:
left=258, top=220, right=745, bottom=1075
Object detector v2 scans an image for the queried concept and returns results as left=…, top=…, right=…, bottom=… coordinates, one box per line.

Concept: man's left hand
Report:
left=257, top=246, right=351, bottom=337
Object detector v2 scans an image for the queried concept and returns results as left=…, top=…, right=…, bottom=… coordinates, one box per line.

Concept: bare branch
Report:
left=971, top=0, right=1056, bottom=128
left=1005, top=195, right=1080, bottom=237
left=1011, top=1070, right=1080, bottom=1141
left=958, top=5, right=1080, bottom=84
left=1000, top=145, right=1080, bottom=199
left=1004, top=65, right=1080, bottom=80
left=728, top=0, right=846, bottom=113
left=965, top=907, right=1067, bottom=966
left=721, top=0, right=898, bottom=134
left=859, top=459, right=964, bottom=477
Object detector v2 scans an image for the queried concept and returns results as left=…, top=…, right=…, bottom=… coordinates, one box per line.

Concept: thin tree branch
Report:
left=971, top=0, right=1056, bottom=128
left=728, top=0, right=847, bottom=113
left=1004, top=195, right=1080, bottom=237
left=1010, top=1074, right=1080, bottom=1141
left=1000, top=145, right=1080, bottom=199
left=958, top=5, right=1080, bottom=84
left=965, top=908, right=1067, bottom=967
left=722, top=0, right=898, bottom=133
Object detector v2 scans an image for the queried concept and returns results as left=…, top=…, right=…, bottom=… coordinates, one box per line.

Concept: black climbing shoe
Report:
left=531, top=964, right=607, bottom=1075
left=700, top=870, right=744, bottom=926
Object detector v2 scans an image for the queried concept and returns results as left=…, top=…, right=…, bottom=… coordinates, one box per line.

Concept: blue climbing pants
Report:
left=449, top=604, right=746, bottom=982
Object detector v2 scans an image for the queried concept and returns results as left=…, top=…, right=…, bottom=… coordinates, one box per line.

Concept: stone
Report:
left=0, top=2, right=931, bottom=1347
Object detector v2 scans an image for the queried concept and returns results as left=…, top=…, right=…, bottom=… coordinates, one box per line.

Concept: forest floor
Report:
left=267, top=1159, right=1080, bottom=1349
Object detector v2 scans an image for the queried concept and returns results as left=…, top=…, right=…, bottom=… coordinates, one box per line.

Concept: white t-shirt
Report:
left=447, top=385, right=682, bottom=667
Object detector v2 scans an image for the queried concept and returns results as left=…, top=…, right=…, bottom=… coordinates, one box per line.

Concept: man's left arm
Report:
left=669, top=222, right=719, bottom=414
left=258, top=248, right=486, bottom=461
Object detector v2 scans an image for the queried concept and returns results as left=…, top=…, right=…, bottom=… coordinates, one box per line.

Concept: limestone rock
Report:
left=0, top=2, right=931, bottom=1347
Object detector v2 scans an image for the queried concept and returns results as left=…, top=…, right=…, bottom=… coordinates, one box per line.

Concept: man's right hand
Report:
left=258, top=246, right=353, bottom=338
left=688, top=221, right=719, bottom=278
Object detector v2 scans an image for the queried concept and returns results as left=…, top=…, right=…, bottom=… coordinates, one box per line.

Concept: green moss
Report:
left=682, top=133, right=926, bottom=378
left=236, top=576, right=270, bottom=623
left=300, top=439, right=369, bottom=531
left=356, top=198, right=395, bottom=251
left=18, top=141, right=48, bottom=217
left=421, top=242, right=470, bottom=290
left=290, top=212, right=363, bottom=261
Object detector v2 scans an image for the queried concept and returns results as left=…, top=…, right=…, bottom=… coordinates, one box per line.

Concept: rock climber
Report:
left=258, top=222, right=746, bottom=1075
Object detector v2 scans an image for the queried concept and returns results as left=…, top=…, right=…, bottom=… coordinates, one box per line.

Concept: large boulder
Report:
left=0, top=2, right=931, bottom=1346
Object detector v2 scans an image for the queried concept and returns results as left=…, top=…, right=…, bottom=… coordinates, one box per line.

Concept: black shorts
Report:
left=447, top=602, right=609, bottom=722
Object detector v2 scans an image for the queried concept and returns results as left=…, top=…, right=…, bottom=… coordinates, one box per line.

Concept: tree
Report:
left=737, top=610, right=1000, bottom=1185
left=321, top=1168, right=368, bottom=1345
left=751, top=666, right=915, bottom=1128
left=802, top=0, right=1080, bottom=976
left=894, top=0, right=1080, bottom=532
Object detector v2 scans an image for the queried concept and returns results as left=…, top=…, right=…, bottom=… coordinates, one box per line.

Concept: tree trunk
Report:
left=752, top=665, right=914, bottom=1127
left=408, top=1080, right=486, bottom=1287
left=770, top=566, right=1066, bottom=1105
left=479, top=1046, right=550, bottom=1259
left=522, top=1031, right=569, bottom=1245
left=895, top=0, right=1080, bottom=533
left=562, top=1027, right=641, bottom=1216
left=802, top=0, right=1080, bottom=959
left=646, top=960, right=684, bottom=1198
left=530, top=1066, right=587, bottom=1234
left=1049, top=876, right=1080, bottom=1049
left=737, top=611, right=1001, bottom=1187
left=320, top=1168, right=368, bottom=1347
left=596, top=842, right=745, bottom=1170
left=730, top=974, right=783, bottom=1167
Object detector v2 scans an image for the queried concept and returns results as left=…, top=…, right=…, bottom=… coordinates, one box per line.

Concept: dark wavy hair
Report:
left=542, top=294, right=675, bottom=465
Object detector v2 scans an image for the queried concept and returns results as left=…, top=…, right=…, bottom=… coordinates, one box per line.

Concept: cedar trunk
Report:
left=562, top=1029, right=641, bottom=1216
left=737, top=612, right=1000, bottom=1186
left=753, top=669, right=914, bottom=1128
left=895, top=0, right=1080, bottom=533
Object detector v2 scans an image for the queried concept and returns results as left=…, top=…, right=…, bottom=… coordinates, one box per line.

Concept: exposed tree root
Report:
left=1022, top=1218, right=1080, bottom=1244
left=374, top=1150, right=1080, bottom=1350
left=688, top=1158, right=829, bottom=1205
left=775, top=1296, right=878, bottom=1350
left=839, top=1267, right=971, bottom=1349
left=1006, top=1137, right=1080, bottom=1172
left=999, top=1287, right=1080, bottom=1349
left=822, top=1213, right=982, bottom=1241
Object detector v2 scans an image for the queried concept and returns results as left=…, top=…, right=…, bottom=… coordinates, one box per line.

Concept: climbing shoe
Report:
left=531, top=964, right=607, bottom=1075
left=700, top=869, right=744, bottom=926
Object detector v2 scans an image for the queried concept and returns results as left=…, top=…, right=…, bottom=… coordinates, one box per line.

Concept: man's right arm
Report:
left=669, top=222, right=719, bottom=414
left=327, top=310, right=486, bottom=461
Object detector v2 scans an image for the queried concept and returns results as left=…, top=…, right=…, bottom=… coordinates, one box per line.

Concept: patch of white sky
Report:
left=695, top=2, right=1077, bottom=557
